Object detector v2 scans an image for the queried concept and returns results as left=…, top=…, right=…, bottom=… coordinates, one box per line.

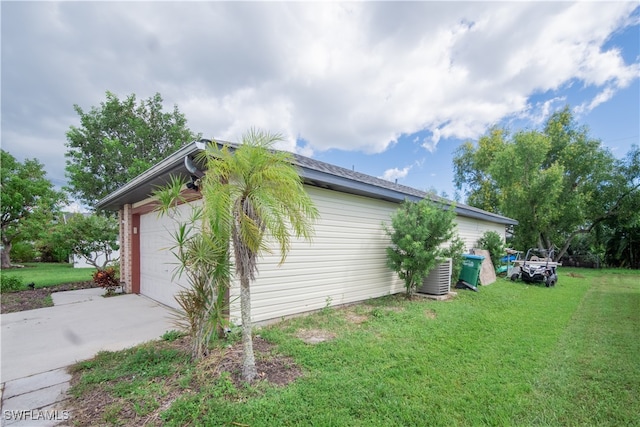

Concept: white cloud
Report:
left=380, top=166, right=412, bottom=182
left=168, top=2, right=639, bottom=155
left=1, top=1, right=638, bottom=182
left=518, top=97, right=568, bottom=126
left=62, top=201, right=89, bottom=214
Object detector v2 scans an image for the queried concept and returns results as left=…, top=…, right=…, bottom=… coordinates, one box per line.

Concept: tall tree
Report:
left=65, top=91, right=197, bottom=207
left=453, top=107, right=640, bottom=260
left=453, top=127, right=506, bottom=213
left=1, top=150, right=66, bottom=268
left=199, top=129, right=318, bottom=382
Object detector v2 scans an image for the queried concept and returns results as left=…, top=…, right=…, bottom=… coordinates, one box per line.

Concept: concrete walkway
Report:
left=1, top=289, right=176, bottom=426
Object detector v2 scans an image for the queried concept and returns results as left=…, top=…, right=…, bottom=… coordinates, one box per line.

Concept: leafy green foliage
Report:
left=384, top=199, right=457, bottom=297
left=442, top=234, right=466, bottom=285
left=35, top=239, right=72, bottom=263
left=65, top=91, right=197, bottom=207
left=48, top=213, right=120, bottom=269
left=199, top=128, right=319, bottom=382
left=1, top=150, right=66, bottom=268
left=161, top=330, right=185, bottom=342
left=153, top=175, right=231, bottom=360
left=0, top=274, right=23, bottom=293
left=10, top=241, right=37, bottom=263
left=477, top=230, right=505, bottom=269
left=453, top=107, right=640, bottom=260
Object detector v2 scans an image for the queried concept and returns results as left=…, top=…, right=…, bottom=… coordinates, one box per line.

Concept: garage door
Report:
left=139, top=202, right=197, bottom=309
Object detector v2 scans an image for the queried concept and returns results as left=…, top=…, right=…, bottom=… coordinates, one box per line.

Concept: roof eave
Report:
left=96, top=140, right=518, bottom=226
left=95, top=142, right=201, bottom=211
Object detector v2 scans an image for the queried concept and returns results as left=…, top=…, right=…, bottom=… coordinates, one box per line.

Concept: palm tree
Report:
left=199, top=129, right=318, bottom=382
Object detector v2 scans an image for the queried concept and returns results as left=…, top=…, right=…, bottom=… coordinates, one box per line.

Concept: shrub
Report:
left=93, top=267, right=120, bottom=295
left=1, top=274, right=23, bottom=293
left=10, top=241, right=37, bottom=263
left=477, top=231, right=505, bottom=269
left=384, top=199, right=457, bottom=297
left=443, top=235, right=466, bottom=285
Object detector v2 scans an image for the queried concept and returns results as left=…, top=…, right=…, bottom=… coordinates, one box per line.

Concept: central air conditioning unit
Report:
left=418, top=258, right=452, bottom=296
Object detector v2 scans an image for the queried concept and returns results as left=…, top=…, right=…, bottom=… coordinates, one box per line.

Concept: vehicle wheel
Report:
left=510, top=273, right=519, bottom=281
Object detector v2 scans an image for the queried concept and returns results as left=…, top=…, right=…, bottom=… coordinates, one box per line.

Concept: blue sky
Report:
left=315, top=9, right=640, bottom=199
left=2, top=2, right=639, bottom=208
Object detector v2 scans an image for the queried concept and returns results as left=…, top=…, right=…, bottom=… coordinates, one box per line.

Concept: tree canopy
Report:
left=454, top=107, right=640, bottom=261
left=1, top=150, right=66, bottom=268
left=65, top=91, right=198, bottom=207
left=50, top=213, right=120, bottom=270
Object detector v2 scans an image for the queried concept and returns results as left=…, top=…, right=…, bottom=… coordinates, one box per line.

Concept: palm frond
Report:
left=152, top=175, right=188, bottom=216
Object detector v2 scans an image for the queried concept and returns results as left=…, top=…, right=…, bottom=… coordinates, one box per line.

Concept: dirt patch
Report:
left=65, top=336, right=302, bottom=426
left=567, top=272, right=586, bottom=278
left=344, top=313, right=369, bottom=324
left=1, top=281, right=97, bottom=313
left=424, top=309, right=437, bottom=319
left=341, top=308, right=369, bottom=324
left=208, top=336, right=302, bottom=387
left=295, top=328, right=337, bottom=344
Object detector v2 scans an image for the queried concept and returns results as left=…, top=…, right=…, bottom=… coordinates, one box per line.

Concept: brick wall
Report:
left=119, top=204, right=133, bottom=293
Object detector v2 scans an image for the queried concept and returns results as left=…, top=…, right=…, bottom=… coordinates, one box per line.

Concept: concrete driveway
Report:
left=1, top=289, right=176, bottom=383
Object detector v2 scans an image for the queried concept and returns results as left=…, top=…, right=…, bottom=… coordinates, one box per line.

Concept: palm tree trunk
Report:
left=240, top=274, right=257, bottom=382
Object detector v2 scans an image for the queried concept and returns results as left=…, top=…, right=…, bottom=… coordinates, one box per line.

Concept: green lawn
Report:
left=1, top=262, right=96, bottom=288
left=70, top=268, right=640, bottom=426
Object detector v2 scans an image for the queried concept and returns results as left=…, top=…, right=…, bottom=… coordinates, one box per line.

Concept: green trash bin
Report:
left=459, top=254, right=485, bottom=287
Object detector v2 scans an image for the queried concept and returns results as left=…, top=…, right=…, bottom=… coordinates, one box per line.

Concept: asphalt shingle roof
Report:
left=96, top=139, right=517, bottom=226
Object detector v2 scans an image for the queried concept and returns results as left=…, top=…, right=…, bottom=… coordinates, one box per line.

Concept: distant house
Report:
left=61, top=212, right=120, bottom=269
left=71, top=250, right=119, bottom=269
left=97, top=140, right=517, bottom=324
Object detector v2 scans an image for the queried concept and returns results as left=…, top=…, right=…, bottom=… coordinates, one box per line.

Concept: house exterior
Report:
left=97, top=140, right=517, bottom=324
left=71, top=250, right=120, bottom=269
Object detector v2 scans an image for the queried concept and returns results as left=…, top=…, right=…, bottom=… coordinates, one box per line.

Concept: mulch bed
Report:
left=1, top=281, right=98, bottom=313
left=64, top=335, right=303, bottom=426
left=211, top=336, right=303, bottom=387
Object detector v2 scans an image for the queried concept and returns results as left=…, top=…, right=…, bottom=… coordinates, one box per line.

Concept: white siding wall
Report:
left=455, top=216, right=506, bottom=252
left=72, top=249, right=120, bottom=269
left=135, top=186, right=507, bottom=323
left=228, top=186, right=404, bottom=324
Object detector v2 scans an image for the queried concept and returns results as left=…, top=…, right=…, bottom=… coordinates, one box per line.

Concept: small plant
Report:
left=211, top=372, right=238, bottom=398
left=443, top=235, right=466, bottom=285
left=223, top=324, right=242, bottom=345
left=93, top=267, right=120, bottom=295
left=323, top=296, right=333, bottom=313
left=153, top=176, right=232, bottom=360
left=477, top=231, right=506, bottom=269
left=161, top=330, right=184, bottom=342
left=370, top=308, right=385, bottom=318
left=0, top=274, right=23, bottom=293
